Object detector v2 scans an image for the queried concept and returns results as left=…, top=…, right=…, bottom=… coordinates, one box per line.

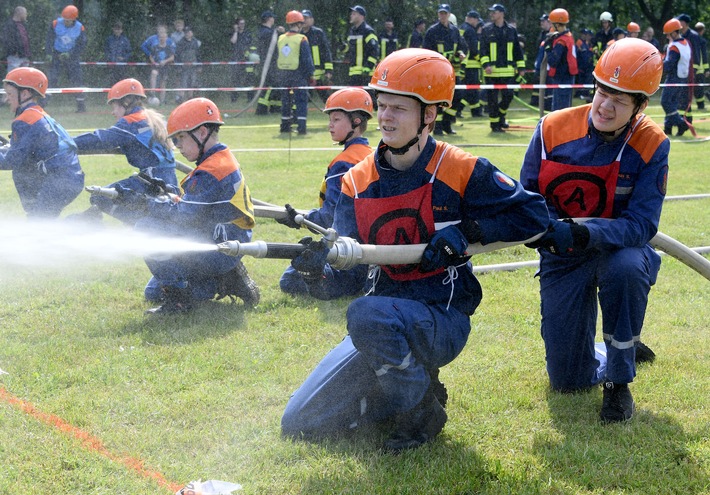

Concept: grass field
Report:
left=0, top=91, right=708, bottom=495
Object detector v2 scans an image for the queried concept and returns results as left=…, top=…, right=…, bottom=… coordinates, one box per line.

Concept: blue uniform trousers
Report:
left=538, top=245, right=660, bottom=391
left=282, top=296, right=471, bottom=438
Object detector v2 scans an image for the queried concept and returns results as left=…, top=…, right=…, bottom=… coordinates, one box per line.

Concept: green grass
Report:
left=0, top=93, right=708, bottom=494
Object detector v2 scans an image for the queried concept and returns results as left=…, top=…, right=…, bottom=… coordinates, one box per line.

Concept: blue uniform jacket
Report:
left=520, top=105, right=669, bottom=250
left=74, top=107, right=176, bottom=184
left=0, top=103, right=81, bottom=174
left=332, top=137, right=549, bottom=315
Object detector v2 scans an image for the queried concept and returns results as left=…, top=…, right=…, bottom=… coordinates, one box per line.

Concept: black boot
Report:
left=145, top=285, right=193, bottom=315
left=635, top=341, right=656, bottom=364
left=384, top=390, right=447, bottom=452
left=428, top=369, right=448, bottom=409
left=600, top=382, right=635, bottom=423
left=280, top=121, right=292, bottom=133
left=442, top=117, right=457, bottom=135
left=433, top=121, right=444, bottom=136
left=216, top=260, right=260, bottom=308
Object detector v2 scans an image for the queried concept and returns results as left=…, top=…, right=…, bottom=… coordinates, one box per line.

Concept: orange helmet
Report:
left=3, top=67, right=49, bottom=98
left=369, top=48, right=455, bottom=107
left=167, top=97, right=224, bottom=137
left=593, top=38, right=662, bottom=96
left=626, top=22, right=641, bottom=33
left=548, top=9, right=569, bottom=24
left=324, top=88, right=373, bottom=118
left=62, top=5, right=79, bottom=20
left=285, top=10, right=305, bottom=24
left=107, top=78, right=146, bottom=104
left=663, top=18, right=682, bottom=34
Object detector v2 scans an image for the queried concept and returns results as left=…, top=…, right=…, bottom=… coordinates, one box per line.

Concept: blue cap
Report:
left=467, top=10, right=481, bottom=19
left=677, top=13, right=692, bottom=23
left=437, top=4, right=451, bottom=13
left=539, top=14, right=548, bottom=21
left=301, top=9, right=313, bottom=17
left=350, top=5, right=366, bottom=16
left=488, top=4, right=506, bottom=13
left=581, top=28, right=593, bottom=35
left=261, top=11, right=274, bottom=20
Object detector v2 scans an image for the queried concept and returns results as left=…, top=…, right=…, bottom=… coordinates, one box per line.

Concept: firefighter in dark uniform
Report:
left=379, top=19, right=400, bottom=60
left=346, top=5, right=379, bottom=86
left=408, top=19, right=426, bottom=48
left=677, top=14, right=705, bottom=115
left=301, top=10, right=334, bottom=104
left=461, top=10, right=483, bottom=117
left=694, top=22, right=710, bottom=110
left=424, top=4, right=467, bottom=135
left=479, top=3, right=525, bottom=132
left=277, top=11, right=314, bottom=135
left=256, top=11, right=284, bottom=115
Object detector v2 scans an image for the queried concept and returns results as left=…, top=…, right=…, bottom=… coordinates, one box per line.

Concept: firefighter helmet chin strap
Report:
left=381, top=103, right=428, bottom=156
left=188, top=126, right=217, bottom=163
left=11, top=85, right=35, bottom=113
left=338, top=115, right=365, bottom=146
left=592, top=105, right=642, bottom=139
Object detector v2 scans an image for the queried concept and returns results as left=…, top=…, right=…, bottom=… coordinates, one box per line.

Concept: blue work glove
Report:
left=291, top=236, right=329, bottom=281
left=275, top=203, right=301, bottom=229
left=420, top=225, right=471, bottom=273
left=526, top=219, right=590, bottom=254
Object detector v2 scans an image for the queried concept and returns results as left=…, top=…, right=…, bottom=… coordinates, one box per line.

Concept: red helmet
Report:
left=3, top=67, right=49, bottom=98
left=593, top=38, right=662, bottom=96
left=285, top=10, right=305, bottom=24
left=369, top=48, right=455, bottom=107
left=62, top=5, right=79, bottom=20
left=548, top=9, right=569, bottom=24
left=167, top=97, right=224, bottom=137
left=627, top=22, right=641, bottom=33
left=324, top=88, right=373, bottom=118
left=663, top=18, right=682, bottom=34
left=107, top=78, right=146, bottom=104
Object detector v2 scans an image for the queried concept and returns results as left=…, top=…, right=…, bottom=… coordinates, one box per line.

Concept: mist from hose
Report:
left=0, top=219, right=216, bottom=275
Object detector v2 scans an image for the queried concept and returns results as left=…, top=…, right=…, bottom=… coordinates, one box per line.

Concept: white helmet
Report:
left=599, top=11, right=613, bottom=22
left=449, top=13, right=458, bottom=26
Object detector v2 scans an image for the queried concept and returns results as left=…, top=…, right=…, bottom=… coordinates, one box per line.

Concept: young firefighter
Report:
left=278, top=87, right=373, bottom=297
left=136, top=97, right=259, bottom=314
left=0, top=67, right=84, bottom=218
left=544, top=8, right=578, bottom=111
left=45, top=5, right=87, bottom=113
left=73, top=78, right=178, bottom=225
left=520, top=38, right=669, bottom=423
left=661, top=18, right=691, bottom=136
left=281, top=49, right=549, bottom=451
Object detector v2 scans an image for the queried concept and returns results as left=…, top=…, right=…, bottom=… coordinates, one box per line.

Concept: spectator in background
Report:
left=45, top=5, right=87, bottom=113
left=461, top=10, right=483, bottom=117
left=575, top=28, right=595, bottom=101
left=255, top=11, right=284, bottom=115
left=611, top=27, right=627, bottom=41
left=379, top=19, right=399, bottom=60
left=171, top=19, right=185, bottom=45
left=594, top=11, right=614, bottom=55
left=105, top=21, right=131, bottom=86
left=1, top=6, right=31, bottom=106
left=531, top=13, right=553, bottom=109
left=301, top=10, right=334, bottom=104
left=642, top=26, right=660, bottom=50
left=544, top=8, right=578, bottom=111
left=661, top=18, right=691, bottom=136
left=176, top=26, right=200, bottom=103
left=230, top=17, right=255, bottom=103
left=345, top=5, right=378, bottom=86
left=677, top=14, right=705, bottom=113
left=141, top=25, right=176, bottom=105
left=694, top=22, right=710, bottom=109
left=408, top=19, right=426, bottom=48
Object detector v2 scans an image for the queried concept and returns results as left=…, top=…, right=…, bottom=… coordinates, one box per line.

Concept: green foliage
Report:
left=0, top=94, right=708, bottom=494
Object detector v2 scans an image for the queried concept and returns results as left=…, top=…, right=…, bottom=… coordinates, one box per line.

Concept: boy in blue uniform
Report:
left=0, top=67, right=84, bottom=218
left=520, top=38, right=669, bottom=423
left=74, top=78, right=177, bottom=226
left=281, top=49, right=548, bottom=451
left=136, top=98, right=259, bottom=314
left=278, top=87, right=373, bottom=298
left=45, top=5, right=86, bottom=113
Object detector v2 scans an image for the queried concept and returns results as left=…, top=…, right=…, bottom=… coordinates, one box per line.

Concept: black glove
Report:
left=420, top=226, right=471, bottom=272
left=113, top=183, right=141, bottom=204
left=526, top=219, right=590, bottom=254
left=275, top=203, right=302, bottom=229
left=544, top=32, right=558, bottom=50
left=137, top=172, right=167, bottom=197
left=291, top=236, right=329, bottom=280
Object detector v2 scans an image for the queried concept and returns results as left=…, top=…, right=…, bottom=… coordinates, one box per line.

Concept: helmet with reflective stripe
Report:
left=62, top=5, right=79, bottom=20
left=593, top=38, right=662, bottom=96
left=167, top=97, right=224, bottom=137
left=549, top=8, right=569, bottom=24
left=107, top=78, right=146, bottom=104
left=285, top=10, right=304, bottom=24
left=3, top=67, right=48, bottom=98
left=663, top=18, right=682, bottom=34
left=368, top=48, right=455, bottom=107
left=324, top=88, right=373, bottom=118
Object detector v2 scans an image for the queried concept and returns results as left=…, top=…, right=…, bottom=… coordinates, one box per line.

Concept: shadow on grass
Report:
left=536, top=386, right=708, bottom=494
